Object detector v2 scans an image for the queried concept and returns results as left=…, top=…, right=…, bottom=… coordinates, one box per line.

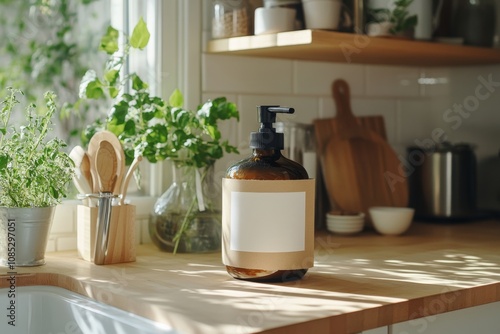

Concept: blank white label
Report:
left=230, top=191, right=305, bottom=253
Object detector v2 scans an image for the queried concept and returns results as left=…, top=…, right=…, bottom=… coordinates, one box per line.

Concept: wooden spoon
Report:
left=93, top=140, right=118, bottom=265
left=69, top=145, right=92, bottom=203
left=95, top=140, right=118, bottom=193
left=87, top=130, right=124, bottom=194
left=81, top=152, right=93, bottom=192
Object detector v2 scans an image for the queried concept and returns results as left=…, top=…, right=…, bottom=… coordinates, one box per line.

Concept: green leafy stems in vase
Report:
left=77, top=18, right=240, bottom=254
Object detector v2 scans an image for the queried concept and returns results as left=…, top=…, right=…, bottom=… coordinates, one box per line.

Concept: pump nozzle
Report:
left=250, top=105, right=295, bottom=150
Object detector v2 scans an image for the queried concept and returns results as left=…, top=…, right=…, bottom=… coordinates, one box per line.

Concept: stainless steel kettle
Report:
left=407, top=142, right=477, bottom=219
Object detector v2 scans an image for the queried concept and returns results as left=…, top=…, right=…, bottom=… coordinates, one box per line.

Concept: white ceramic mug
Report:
left=302, top=0, right=342, bottom=30
left=254, top=6, right=296, bottom=35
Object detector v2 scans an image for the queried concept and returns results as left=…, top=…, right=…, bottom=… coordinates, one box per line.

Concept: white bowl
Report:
left=369, top=207, right=415, bottom=236
left=325, top=212, right=364, bottom=235
left=326, top=223, right=363, bottom=235
left=326, top=212, right=363, bottom=219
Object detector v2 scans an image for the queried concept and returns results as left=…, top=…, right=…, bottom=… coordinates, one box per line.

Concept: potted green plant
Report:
left=0, top=89, right=75, bottom=267
left=366, top=0, right=418, bottom=38
left=78, top=18, right=240, bottom=254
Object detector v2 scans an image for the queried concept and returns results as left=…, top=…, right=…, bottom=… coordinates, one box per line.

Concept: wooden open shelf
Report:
left=206, top=29, right=500, bottom=67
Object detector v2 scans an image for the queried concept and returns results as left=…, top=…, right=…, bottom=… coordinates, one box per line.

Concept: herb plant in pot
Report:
left=0, top=89, right=75, bottom=267
left=78, top=19, right=240, bottom=254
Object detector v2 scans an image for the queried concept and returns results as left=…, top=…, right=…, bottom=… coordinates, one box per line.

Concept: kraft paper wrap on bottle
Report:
left=222, top=178, right=315, bottom=271
left=77, top=204, right=136, bottom=265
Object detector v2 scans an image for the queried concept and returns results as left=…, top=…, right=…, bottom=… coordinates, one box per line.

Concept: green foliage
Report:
left=367, top=0, right=418, bottom=36
left=79, top=19, right=240, bottom=168
left=0, top=89, right=75, bottom=208
left=129, top=17, right=150, bottom=49
left=0, top=0, right=102, bottom=144
left=100, top=26, right=120, bottom=54
left=390, top=0, right=418, bottom=35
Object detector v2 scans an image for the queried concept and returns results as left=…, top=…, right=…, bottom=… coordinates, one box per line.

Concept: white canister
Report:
left=263, top=0, right=305, bottom=30
left=254, top=7, right=296, bottom=35
left=408, top=0, right=434, bottom=40
left=302, top=0, right=342, bottom=30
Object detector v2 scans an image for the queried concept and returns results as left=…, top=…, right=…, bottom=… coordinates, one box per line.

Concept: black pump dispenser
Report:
left=249, top=105, right=295, bottom=150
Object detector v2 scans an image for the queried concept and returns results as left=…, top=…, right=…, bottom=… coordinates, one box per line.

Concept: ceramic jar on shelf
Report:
left=211, top=0, right=250, bottom=39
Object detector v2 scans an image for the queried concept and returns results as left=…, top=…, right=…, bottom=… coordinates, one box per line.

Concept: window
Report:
left=109, top=0, right=203, bottom=196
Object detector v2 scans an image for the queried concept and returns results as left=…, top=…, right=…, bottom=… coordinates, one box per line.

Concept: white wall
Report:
left=201, top=1, right=500, bottom=213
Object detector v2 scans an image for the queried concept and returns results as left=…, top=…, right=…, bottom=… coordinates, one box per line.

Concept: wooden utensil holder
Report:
left=77, top=204, right=136, bottom=264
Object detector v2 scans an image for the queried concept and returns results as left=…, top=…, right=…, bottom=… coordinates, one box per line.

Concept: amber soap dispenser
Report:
left=222, top=105, right=315, bottom=282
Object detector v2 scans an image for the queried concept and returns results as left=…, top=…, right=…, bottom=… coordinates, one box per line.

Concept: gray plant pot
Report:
left=0, top=206, right=55, bottom=267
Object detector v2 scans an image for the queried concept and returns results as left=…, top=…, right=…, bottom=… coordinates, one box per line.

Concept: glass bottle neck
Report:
left=252, top=149, right=282, bottom=158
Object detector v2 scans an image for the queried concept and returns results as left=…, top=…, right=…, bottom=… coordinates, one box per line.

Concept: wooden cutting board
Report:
left=316, top=79, right=408, bottom=218
left=314, top=81, right=387, bottom=214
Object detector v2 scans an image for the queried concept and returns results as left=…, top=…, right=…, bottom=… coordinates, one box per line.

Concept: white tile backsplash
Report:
left=397, top=99, right=444, bottom=148
left=45, top=239, right=56, bottom=253
left=203, top=54, right=294, bottom=94
left=366, top=65, right=422, bottom=98
left=420, top=67, right=453, bottom=97
left=294, top=61, right=365, bottom=96
left=437, top=67, right=500, bottom=160
left=51, top=201, right=77, bottom=234
left=56, top=235, right=79, bottom=252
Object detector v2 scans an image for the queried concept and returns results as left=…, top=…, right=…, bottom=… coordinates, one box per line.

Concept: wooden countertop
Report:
left=1, top=219, right=500, bottom=333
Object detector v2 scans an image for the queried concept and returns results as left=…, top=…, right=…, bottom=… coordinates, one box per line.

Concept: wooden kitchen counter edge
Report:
left=1, top=219, right=500, bottom=334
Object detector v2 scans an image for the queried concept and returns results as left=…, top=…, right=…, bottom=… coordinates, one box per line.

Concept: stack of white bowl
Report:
left=326, top=212, right=365, bottom=235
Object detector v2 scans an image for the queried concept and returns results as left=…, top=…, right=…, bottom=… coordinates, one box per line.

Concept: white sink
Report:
left=0, top=285, right=176, bottom=334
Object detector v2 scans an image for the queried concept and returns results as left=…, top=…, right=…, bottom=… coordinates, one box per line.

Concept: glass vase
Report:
left=149, top=164, right=222, bottom=253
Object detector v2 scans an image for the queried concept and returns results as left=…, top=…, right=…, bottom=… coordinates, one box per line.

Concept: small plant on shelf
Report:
left=366, top=0, right=418, bottom=38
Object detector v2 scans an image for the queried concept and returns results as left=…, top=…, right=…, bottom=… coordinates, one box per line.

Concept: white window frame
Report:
left=112, top=0, right=203, bottom=196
